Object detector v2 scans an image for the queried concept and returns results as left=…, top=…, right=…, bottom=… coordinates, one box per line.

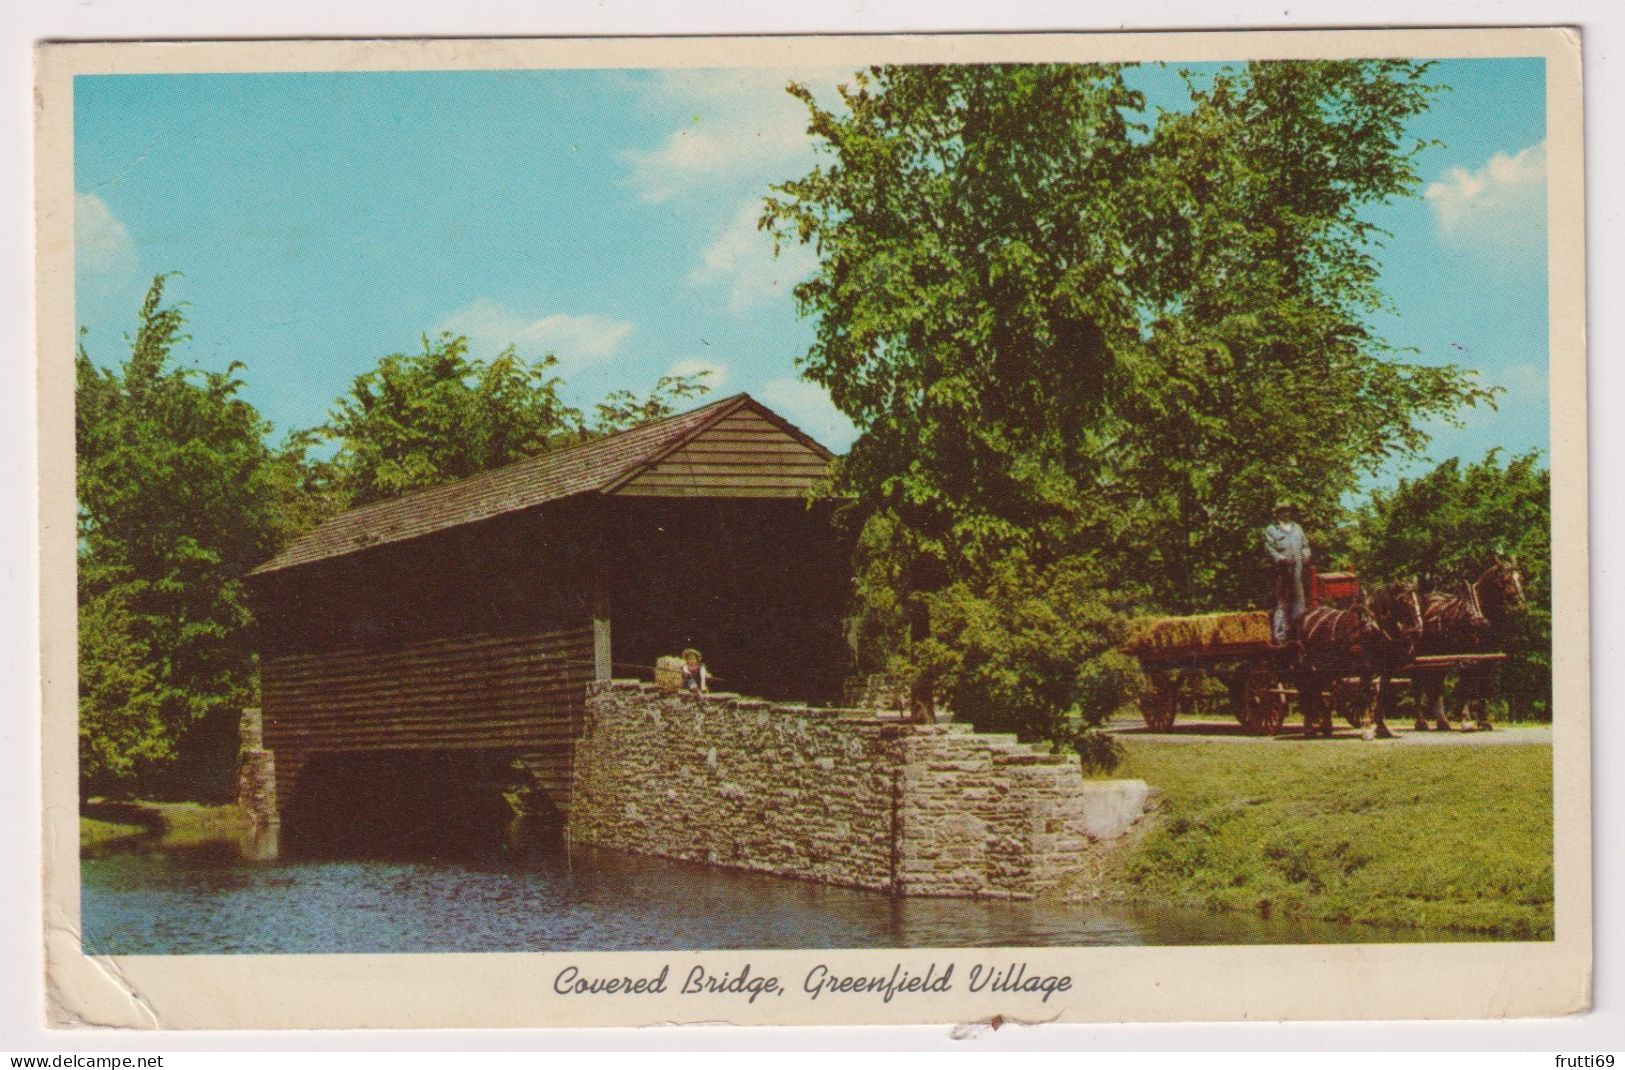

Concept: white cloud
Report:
left=759, top=376, right=857, bottom=454
left=75, top=192, right=137, bottom=277
left=1424, top=140, right=1547, bottom=247
left=640, top=67, right=848, bottom=104
left=436, top=298, right=634, bottom=370
left=618, top=67, right=847, bottom=204
left=687, top=200, right=820, bottom=312
left=668, top=357, right=729, bottom=391
left=1496, top=361, right=1548, bottom=401
left=620, top=121, right=809, bottom=205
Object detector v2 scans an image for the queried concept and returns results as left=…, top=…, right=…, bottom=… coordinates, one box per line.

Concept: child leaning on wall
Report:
left=680, top=648, right=708, bottom=693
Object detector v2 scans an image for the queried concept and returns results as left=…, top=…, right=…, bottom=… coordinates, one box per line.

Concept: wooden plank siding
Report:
left=613, top=407, right=831, bottom=498
left=262, top=625, right=594, bottom=811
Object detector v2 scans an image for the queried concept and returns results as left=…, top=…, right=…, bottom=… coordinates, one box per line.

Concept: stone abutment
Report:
left=238, top=682, right=1150, bottom=896
left=566, top=680, right=1149, bottom=898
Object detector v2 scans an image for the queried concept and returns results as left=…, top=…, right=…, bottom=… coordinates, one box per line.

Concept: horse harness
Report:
left=1299, top=605, right=1372, bottom=654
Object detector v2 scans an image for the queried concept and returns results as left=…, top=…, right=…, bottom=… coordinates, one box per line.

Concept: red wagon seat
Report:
left=1312, top=570, right=1360, bottom=607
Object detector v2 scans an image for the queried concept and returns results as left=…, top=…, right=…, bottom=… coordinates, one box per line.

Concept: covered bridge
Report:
left=244, top=393, right=853, bottom=844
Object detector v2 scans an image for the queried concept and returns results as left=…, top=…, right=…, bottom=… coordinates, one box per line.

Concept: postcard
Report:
left=37, top=28, right=1588, bottom=1030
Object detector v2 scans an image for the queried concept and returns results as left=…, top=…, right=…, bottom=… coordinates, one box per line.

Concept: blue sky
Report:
left=73, top=58, right=1548, bottom=487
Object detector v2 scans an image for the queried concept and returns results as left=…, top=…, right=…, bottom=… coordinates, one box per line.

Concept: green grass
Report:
left=81, top=799, right=245, bottom=850
left=1099, top=739, right=1553, bottom=939
left=79, top=816, right=148, bottom=847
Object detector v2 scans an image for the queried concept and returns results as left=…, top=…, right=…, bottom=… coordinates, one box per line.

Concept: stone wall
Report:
left=566, top=682, right=903, bottom=890
left=568, top=681, right=1149, bottom=899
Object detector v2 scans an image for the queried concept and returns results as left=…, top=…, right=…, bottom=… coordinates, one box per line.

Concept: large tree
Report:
left=77, top=276, right=310, bottom=797
left=1112, top=61, right=1498, bottom=611
left=767, top=65, right=1146, bottom=582
left=321, top=333, right=583, bottom=508
left=321, top=334, right=711, bottom=507
left=765, top=61, right=1494, bottom=742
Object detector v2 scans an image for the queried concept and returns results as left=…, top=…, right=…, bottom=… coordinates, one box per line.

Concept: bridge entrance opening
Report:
left=281, top=748, right=563, bottom=862
left=602, top=498, right=853, bottom=703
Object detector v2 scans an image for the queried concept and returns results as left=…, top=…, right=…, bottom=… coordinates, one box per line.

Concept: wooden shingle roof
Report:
left=252, top=393, right=835, bottom=576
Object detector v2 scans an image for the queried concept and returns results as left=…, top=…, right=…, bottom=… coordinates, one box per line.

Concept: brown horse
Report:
left=1411, top=557, right=1525, bottom=731
left=1295, top=580, right=1425, bottom=739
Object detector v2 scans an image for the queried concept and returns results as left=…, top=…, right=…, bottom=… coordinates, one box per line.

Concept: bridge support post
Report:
left=592, top=576, right=612, bottom=683
left=237, top=708, right=311, bottom=861
left=237, top=706, right=281, bottom=860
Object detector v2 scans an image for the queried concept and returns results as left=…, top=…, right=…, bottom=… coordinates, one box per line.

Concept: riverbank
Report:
left=80, top=799, right=247, bottom=850
left=1069, top=731, right=1554, bottom=939
left=82, top=734, right=1554, bottom=943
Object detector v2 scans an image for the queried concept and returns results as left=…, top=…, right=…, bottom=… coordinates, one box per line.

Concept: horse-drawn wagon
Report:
left=1122, top=562, right=1522, bottom=737
left=1123, top=608, right=1304, bottom=735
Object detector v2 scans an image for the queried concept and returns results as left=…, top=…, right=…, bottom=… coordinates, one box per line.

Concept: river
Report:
left=80, top=836, right=1478, bottom=954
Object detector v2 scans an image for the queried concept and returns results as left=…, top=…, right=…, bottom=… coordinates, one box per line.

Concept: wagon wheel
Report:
left=1140, top=672, right=1178, bottom=732
left=1239, top=667, right=1290, bottom=736
left=1331, top=678, right=1373, bottom=728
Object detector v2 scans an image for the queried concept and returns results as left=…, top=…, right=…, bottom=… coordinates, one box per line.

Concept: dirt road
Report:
left=1107, top=717, right=1552, bottom=745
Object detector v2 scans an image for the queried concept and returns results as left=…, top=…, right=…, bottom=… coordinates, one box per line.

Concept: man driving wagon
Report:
left=1263, top=499, right=1312, bottom=644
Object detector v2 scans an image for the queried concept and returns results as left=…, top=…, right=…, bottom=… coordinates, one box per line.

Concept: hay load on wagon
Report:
left=1121, top=609, right=1287, bottom=735
left=1123, top=610, right=1273, bottom=656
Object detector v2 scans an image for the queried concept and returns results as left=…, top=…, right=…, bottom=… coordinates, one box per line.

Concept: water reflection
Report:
left=80, top=837, right=1480, bottom=955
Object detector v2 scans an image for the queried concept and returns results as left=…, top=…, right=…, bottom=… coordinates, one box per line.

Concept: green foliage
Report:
left=899, top=552, right=1143, bottom=746
left=78, top=580, right=171, bottom=785
left=767, top=64, right=1149, bottom=578
left=77, top=276, right=309, bottom=798
left=1074, top=647, right=1150, bottom=725
left=1109, top=739, right=1553, bottom=938
left=1070, top=724, right=1127, bottom=777
left=322, top=334, right=584, bottom=507
left=766, top=61, right=1495, bottom=744
left=593, top=372, right=714, bottom=434
left=321, top=335, right=713, bottom=507
left=1347, top=451, right=1552, bottom=718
